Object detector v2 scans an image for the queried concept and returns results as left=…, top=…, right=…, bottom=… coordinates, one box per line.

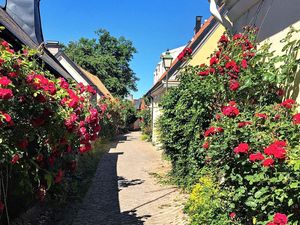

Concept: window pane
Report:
left=0, top=0, right=6, bottom=7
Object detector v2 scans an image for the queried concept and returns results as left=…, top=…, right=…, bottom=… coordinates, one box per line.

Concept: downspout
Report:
left=209, top=0, right=233, bottom=33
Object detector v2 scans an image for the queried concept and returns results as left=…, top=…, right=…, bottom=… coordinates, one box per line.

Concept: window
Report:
left=0, top=0, right=6, bottom=7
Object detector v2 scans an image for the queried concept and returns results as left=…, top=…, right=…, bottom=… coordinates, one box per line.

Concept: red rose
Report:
left=229, top=79, right=240, bottom=91
left=229, top=212, right=236, bottom=219
left=79, top=127, right=87, bottom=136
left=276, top=88, right=284, bottom=97
left=255, top=113, right=268, bottom=119
left=93, top=124, right=101, bottom=133
left=1, top=40, right=9, bottom=48
left=11, top=154, right=20, bottom=164
left=249, top=152, right=265, bottom=162
left=262, top=158, right=274, bottom=167
left=54, top=169, right=64, bottom=184
left=226, top=60, right=237, bottom=70
left=202, top=142, right=209, bottom=149
left=204, top=127, right=224, bottom=137
left=18, top=139, right=29, bottom=150
left=0, top=88, right=13, bottom=99
left=233, top=34, right=243, bottom=40
left=215, top=114, right=221, bottom=120
left=8, top=72, right=17, bottom=78
left=219, top=34, right=229, bottom=44
left=199, top=70, right=210, bottom=76
left=210, top=56, right=218, bottom=66
left=86, top=85, right=96, bottom=95
left=80, top=143, right=92, bottom=153
left=273, top=213, right=288, bottom=225
left=177, top=52, right=185, bottom=61
left=0, top=76, right=12, bottom=87
left=36, top=93, right=47, bottom=103
left=241, top=59, right=248, bottom=69
left=31, top=117, right=45, bottom=127
left=228, top=101, right=236, bottom=106
left=37, top=185, right=46, bottom=201
left=280, top=99, right=295, bottom=109
left=48, top=156, right=55, bottom=167
left=238, top=121, right=252, bottom=128
left=234, top=143, right=249, bottom=154
left=1, top=112, right=13, bottom=126
left=184, top=47, right=192, bottom=55
left=58, top=78, right=69, bottom=89
left=222, top=105, right=239, bottom=117
left=264, top=141, right=287, bottom=159
left=36, top=154, right=44, bottom=162
left=274, top=114, right=281, bottom=120
left=293, top=113, right=300, bottom=124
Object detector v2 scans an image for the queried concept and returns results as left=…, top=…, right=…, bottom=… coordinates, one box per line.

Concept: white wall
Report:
left=225, top=0, right=300, bottom=42
left=57, top=55, right=101, bottom=101
left=153, top=46, right=185, bottom=84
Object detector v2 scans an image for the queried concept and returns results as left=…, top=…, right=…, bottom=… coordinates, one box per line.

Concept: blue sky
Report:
left=40, top=0, right=211, bottom=98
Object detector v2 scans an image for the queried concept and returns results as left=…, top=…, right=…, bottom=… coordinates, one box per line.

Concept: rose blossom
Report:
left=264, top=141, right=287, bottom=159
left=238, top=121, right=252, bottom=128
left=255, top=113, right=268, bottom=119
left=249, top=152, right=265, bottom=162
left=292, top=113, right=300, bottom=124
left=222, top=105, right=239, bottom=117
left=11, top=154, right=20, bottom=164
left=0, top=76, right=12, bottom=86
left=241, top=59, right=248, bottom=69
left=202, top=142, right=209, bottom=149
left=273, top=213, right=288, bottom=225
left=54, top=169, right=64, bottom=183
left=0, top=88, right=13, bottom=99
left=234, top=143, right=249, bottom=154
left=210, top=56, right=218, bottom=66
left=229, top=79, right=240, bottom=91
left=280, top=98, right=295, bottom=109
left=262, top=158, right=274, bottom=167
left=229, top=212, right=236, bottom=219
left=204, top=127, right=224, bottom=137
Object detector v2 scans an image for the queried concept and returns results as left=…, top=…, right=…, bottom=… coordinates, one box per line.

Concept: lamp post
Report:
left=161, top=49, right=173, bottom=91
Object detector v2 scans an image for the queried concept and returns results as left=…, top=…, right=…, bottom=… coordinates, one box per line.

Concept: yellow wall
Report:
left=188, top=24, right=226, bottom=66
left=260, top=20, right=300, bottom=103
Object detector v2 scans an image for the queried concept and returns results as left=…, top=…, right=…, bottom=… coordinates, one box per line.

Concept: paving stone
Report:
left=72, top=131, right=187, bottom=225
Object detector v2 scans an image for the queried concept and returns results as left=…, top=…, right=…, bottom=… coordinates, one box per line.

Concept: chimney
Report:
left=6, top=0, right=44, bottom=44
left=194, top=16, right=202, bottom=34
left=45, top=41, right=61, bottom=56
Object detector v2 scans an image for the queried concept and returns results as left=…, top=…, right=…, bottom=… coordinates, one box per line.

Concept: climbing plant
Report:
left=159, top=27, right=300, bottom=224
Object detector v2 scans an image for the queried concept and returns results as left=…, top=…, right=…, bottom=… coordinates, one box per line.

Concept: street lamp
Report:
left=161, top=49, right=173, bottom=71
left=161, top=49, right=173, bottom=91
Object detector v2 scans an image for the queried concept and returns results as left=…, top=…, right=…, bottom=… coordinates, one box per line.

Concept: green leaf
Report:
left=45, top=174, right=53, bottom=190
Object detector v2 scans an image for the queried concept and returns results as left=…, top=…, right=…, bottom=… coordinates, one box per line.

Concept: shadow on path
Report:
left=72, top=134, right=149, bottom=225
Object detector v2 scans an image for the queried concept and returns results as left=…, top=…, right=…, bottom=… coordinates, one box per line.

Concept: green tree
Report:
left=64, top=29, right=138, bottom=98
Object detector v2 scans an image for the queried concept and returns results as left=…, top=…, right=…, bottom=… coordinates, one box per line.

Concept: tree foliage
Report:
left=64, top=29, right=138, bottom=98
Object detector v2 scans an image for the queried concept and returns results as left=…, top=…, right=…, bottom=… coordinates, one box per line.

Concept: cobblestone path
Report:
left=72, top=131, right=187, bottom=225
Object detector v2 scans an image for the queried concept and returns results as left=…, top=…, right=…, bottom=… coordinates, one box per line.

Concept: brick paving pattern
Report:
left=72, top=131, right=187, bottom=225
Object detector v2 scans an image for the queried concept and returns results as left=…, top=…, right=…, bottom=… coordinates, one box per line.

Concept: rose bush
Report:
left=0, top=37, right=108, bottom=221
left=204, top=102, right=300, bottom=224
left=158, top=28, right=295, bottom=183
left=98, top=97, right=137, bottom=139
left=158, top=27, right=300, bottom=224
left=138, top=107, right=152, bottom=141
